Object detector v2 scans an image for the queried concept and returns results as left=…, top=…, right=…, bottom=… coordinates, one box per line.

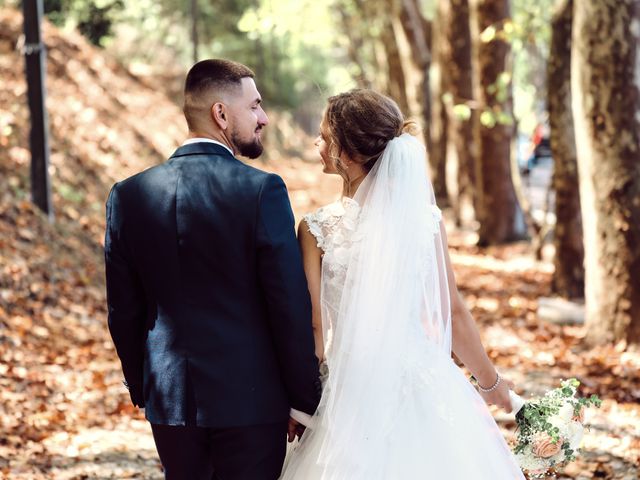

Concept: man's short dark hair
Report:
left=183, top=59, right=255, bottom=131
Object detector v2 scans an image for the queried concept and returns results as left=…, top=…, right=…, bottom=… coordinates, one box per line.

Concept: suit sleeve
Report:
left=104, top=184, right=146, bottom=407
left=256, top=174, right=321, bottom=416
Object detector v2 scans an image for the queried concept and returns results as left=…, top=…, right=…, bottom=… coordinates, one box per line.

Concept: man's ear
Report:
left=211, top=102, right=228, bottom=130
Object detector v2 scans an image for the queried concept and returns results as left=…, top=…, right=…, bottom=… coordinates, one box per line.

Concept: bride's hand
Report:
left=478, top=376, right=515, bottom=413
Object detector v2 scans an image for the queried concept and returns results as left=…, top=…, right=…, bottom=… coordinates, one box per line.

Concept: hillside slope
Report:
left=0, top=8, right=189, bottom=477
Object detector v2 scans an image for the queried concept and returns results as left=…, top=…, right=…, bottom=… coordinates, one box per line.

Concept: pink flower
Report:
left=532, top=433, right=562, bottom=458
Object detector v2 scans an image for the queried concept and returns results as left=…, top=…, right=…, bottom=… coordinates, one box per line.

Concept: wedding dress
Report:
left=281, top=134, right=525, bottom=479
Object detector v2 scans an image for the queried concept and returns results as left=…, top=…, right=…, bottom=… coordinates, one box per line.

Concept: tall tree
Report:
left=471, top=0, right=525, bottom=245
left=428, top=0, right=450, bottom=205
left=337, top=0, right=406, bottom=99
left=439, top=0, right=476, bottom=222
left=378, top=5, right=411, bottom=115
left=399, top=0, right=432, bottom=153
left=572, top=0, right=640, bottom=345
left=548, top=0, right=583, bottom=299
left=336, top=2, right=371, bottom=88
left=24, top=0, right=53, bottom=221
left=191, top=0, right=198, bottom=63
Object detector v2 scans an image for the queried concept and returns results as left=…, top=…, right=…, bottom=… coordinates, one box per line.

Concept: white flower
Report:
left=549, top=403, right=574, bottom=431
left=558, top=403, right=574, bottom=422
left=567, top=422, right=584, bottom=451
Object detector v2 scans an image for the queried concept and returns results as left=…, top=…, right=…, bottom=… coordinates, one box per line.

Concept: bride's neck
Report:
left=342, top=171, right=367, bottom=198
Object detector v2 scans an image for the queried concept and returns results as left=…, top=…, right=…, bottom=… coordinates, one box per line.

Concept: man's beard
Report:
left=231, top=128, right=264, bottom=159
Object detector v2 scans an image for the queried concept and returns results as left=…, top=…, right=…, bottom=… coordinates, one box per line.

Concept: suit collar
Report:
left=169, top=142, right=238, bottom=160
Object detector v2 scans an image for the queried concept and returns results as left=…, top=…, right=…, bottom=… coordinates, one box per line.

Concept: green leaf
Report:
left=480, top=111, right=496, bottom=128
left=496, top=111, right=513, bottom=126
left=452, top=104, right=472, bottom=121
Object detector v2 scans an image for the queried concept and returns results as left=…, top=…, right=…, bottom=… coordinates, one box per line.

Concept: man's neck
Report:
left=187, top=131, right=235, bottom=154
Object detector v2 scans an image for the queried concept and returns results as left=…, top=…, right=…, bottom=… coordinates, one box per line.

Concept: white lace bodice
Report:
left=303, top=197, right=361, bottom=274
left=304, top=197, right=443, bottom=287
left=303, top=197, right=362, bottom=338
left=303, top=196, right=443, bottom=347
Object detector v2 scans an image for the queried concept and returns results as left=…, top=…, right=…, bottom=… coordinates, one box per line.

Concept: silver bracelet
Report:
left=477, top=372, right=501, bottom=393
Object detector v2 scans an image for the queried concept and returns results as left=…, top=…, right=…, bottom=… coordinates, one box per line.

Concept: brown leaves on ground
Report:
left=448, top=238, right=640, bottom=479
left=0, top=6, right=638, bottom=479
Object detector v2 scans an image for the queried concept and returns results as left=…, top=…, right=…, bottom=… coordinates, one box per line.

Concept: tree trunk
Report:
left=191, top=0, right=198, bottom=63
left=471, top=0, right=525, bottom=245
left=440, top=0, right=476, bottom=223
left=23, top=0, right=54, bottom=222
left=380, top=17, right=411, bottom=115
left=572, top=0, right=640, bottom=346
left=337, top=2, right=371, bottom=88
left=429, top=2, right=450, bottom=206
left=548, top=0, right=584, bottom=299
left=349, top=0, right=401, bottom=96
left=399, top=0, right=432, bottom=155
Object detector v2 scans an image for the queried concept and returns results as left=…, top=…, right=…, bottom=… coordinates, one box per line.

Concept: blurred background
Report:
left=0, top=0, right=638, bottom=478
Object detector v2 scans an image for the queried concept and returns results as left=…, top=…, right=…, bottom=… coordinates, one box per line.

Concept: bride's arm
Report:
left=298, top=220, right=325, bottom=363
left=439, top=222, right=513, bottom=412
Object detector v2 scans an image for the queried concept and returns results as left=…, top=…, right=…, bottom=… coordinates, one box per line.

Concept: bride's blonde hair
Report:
left=322, top=89, right=418, bottom=182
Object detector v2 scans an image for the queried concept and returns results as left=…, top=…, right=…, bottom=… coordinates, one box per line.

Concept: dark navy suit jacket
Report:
left=104, top=142, right=321, bottom=428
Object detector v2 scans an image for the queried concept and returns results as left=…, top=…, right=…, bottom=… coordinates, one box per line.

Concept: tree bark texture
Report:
left=380, top=16, right=411, bottom=115
left=399, top=0, right=433, bottom=154
left=337, top=4, right=371, bottom=89
left=439, top=0, right=477, bottom=222
left=548, top=0, right=584, bottom=299
left=471, top=0, right=524, bottom=245
left=572, top=0, right=640, bottom=345
left=429, top=4, right=450, bottom=206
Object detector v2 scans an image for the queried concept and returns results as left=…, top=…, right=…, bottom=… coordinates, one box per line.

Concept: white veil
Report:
left=315, top=132, right=452, bottom=472
left=282, top=132, right=524, bottom=480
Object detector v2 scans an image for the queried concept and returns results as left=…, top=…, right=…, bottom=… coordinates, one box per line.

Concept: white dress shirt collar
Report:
left=182, top=137, right=234, bottom=156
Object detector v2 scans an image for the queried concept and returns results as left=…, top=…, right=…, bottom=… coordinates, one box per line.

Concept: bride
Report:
left=280, top=89, right=525, bottom=479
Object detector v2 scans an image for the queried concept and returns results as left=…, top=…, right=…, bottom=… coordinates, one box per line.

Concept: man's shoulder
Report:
left=241, top=162, right=284, bottom=185
left=115, top=162, right=171, bottom=190
left=108, top=162, right=176, bottom=207
left=213, top=159, right=285, bottom=197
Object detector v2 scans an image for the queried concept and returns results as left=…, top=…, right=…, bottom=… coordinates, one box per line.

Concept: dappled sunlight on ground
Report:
left=40, top=420, right=161, bottom=479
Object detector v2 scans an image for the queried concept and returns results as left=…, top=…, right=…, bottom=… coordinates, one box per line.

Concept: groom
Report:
left=104, top=59, right=321, bottom=479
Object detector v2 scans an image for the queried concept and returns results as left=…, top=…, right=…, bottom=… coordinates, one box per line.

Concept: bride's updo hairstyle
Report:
left=322, top=89, right=417, bottom=178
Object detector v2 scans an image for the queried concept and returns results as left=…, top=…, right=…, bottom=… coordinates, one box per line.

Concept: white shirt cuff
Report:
left=290, top=408, right=313, bottom=427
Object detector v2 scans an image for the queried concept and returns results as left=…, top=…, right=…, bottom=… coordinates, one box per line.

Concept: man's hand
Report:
left=287, top=417, right=306, bottom=443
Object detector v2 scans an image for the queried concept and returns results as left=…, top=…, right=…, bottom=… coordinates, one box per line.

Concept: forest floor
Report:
left=1, top=7, right=639, bottom=479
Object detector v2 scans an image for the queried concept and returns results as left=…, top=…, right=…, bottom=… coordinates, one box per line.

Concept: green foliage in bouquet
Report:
left=514, top=378, right=601, bottom=464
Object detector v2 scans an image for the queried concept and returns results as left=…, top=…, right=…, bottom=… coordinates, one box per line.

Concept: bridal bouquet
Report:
left=510, top=378, right=601, bottom=478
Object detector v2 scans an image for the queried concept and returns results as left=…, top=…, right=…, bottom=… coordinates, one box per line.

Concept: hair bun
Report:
left=324, top=89, right=407, bottom=173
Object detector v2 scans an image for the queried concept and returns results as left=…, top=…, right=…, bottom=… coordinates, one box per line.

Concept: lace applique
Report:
left=428, top=204, right=443, bottom=236
left=303, top=197, right=361, bottom=260
left=303, top=197, right=361, bottom=320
